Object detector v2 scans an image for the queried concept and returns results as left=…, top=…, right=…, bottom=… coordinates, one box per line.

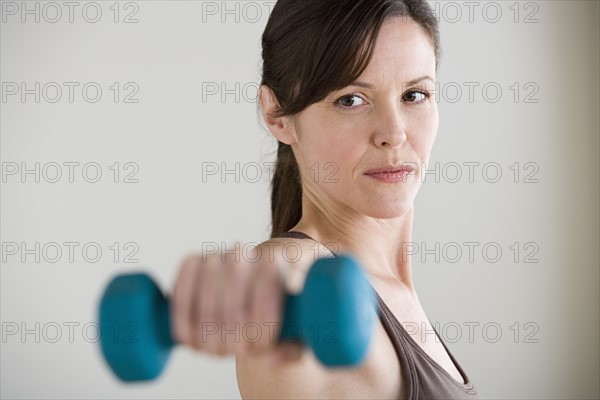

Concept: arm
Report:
left=235, top=238, right=374, bottom=399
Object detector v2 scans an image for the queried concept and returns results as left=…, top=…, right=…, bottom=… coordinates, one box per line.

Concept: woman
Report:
left=172, top=0, right=480, bottom=398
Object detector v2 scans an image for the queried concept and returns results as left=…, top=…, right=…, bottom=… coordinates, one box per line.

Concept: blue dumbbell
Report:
left=98, top=254, right=378, bottom=382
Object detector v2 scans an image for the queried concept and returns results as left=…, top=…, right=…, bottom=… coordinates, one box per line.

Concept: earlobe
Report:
left=259, top=84, right=298, bottom=145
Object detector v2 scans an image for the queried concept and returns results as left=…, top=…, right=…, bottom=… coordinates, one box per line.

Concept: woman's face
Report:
left=290, top=16, right=438, bottom=219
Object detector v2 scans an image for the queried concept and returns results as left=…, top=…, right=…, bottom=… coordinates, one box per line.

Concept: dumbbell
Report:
left=98, top=254, right=378, bottom=382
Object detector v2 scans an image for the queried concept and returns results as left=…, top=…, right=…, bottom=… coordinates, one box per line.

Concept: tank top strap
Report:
left=275, top=230, right=319, bottom=242
left=275, top=230, right=338, bottom=257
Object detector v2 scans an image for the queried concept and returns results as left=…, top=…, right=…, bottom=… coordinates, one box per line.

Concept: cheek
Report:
left=409, top=111, right=439, bottom=163
left=298, top=117, right=362, bottom=182
left=311, top=137, right=359, bottom=188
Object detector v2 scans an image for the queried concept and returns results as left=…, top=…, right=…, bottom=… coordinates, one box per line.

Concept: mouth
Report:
left=363, top=164, right=416, bottom=183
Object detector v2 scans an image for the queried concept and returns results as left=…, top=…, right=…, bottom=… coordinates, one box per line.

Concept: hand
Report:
left=170, top=246, right=302, bottom=363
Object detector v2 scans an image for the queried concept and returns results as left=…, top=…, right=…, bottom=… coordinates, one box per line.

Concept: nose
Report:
left=372, top=103, right=407, bottom=149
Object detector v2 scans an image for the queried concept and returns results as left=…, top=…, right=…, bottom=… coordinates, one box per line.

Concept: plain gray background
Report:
left=1, top=0, right=598, bottom=398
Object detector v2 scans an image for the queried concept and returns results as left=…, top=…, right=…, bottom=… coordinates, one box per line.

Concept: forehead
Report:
left=359, top=16, right=436, bottom=84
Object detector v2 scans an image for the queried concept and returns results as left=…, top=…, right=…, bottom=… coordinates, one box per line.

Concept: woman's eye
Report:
left=335, top=91, right=430, bottom=110
left=403, top=90, right=430, bottom=103
left=336, top=94, right=366, bottom=109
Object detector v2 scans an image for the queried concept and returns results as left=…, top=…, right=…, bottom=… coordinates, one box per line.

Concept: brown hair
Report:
left=260, top=0, right=441, bottom=239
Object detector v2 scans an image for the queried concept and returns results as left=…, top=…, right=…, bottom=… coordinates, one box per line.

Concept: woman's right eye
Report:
left=335, top=94, right=367, bottom=111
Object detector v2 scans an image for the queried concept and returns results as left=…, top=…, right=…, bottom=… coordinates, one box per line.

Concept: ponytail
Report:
left=270, top=141, right=302, bottom=239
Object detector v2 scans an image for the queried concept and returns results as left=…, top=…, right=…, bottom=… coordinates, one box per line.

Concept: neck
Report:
left=291, top=190, right=416, bottom=295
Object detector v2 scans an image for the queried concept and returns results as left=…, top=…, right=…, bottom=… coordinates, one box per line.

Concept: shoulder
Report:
left=235, top=345, right=328, bottom=399
left=255, top=235, right=336, bottom=264
left=252, top=236, right=335, bottom=290
left=235, top=309, right=404, bottom=399
left=235, top=236, right=405, bottom=399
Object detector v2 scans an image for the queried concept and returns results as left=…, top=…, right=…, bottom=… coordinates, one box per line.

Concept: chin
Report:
left=360, top=200, right=414, bottom=219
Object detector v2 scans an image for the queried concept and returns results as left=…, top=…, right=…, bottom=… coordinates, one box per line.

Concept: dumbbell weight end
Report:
left=99, top=273, right=174, bottom=382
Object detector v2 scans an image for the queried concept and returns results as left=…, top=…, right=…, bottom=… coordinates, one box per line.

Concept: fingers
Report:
left=247, top=250, right=285, bottom=355
left=193, top=254, right=219, bottom=352
left=171, top=256, right=201, bottom=345
left=171, top=246, right=287, bottom=358
left=215, top=250, right=253, bottom=355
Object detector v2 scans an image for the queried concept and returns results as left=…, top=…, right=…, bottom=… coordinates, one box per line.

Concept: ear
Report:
left=258, top=84, right=298, bottom=145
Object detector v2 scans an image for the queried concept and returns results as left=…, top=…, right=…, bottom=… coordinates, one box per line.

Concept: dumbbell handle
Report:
left=162, top=294, right=303, bottom=344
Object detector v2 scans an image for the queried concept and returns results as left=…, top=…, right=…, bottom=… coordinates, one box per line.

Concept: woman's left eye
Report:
left=335, top=94, right=367, bottom=110
left=402, top=90, right=430, bottom=104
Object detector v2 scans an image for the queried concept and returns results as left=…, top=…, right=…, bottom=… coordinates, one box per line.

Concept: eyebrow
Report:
left=349, top=75, right=435, bottom=89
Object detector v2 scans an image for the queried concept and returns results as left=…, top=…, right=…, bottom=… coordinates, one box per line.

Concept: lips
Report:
left=362, top=163, right=417, bottom=183
left=363, top=164, right=416, bottom=175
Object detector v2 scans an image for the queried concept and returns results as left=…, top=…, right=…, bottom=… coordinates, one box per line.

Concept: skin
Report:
left=172, top=16, right=465, bottom=399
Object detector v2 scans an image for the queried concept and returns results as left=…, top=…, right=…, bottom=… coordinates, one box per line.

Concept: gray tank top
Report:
left=276, top=230, right=480, bottom=400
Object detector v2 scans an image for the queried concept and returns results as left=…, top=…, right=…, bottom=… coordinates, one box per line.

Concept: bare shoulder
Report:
left=235, top=313, right=403, bottom=399
left=235, top=345, right=328, bottom=399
